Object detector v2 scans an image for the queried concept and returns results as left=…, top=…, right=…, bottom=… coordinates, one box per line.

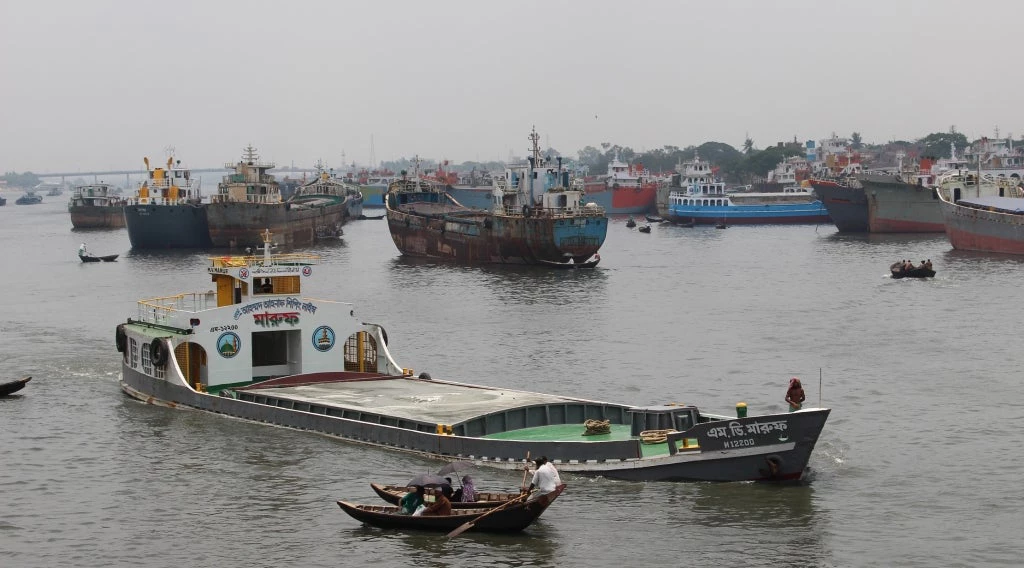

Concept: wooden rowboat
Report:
left=370, top=483, right=523, bottom=510
left=79, top=254, right=119, bottom=263
left=338, top=484, right=564, bottom=533
left=0, top=376, right=31, bottom=396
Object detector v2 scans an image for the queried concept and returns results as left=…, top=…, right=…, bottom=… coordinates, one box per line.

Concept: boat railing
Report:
left=208, top=253, right=321, bottom=268
left=124, top=196, right=201, bottom=206
left=498, top=204, right=605, bottom=218
left=136, top=292, right=219, bottom=323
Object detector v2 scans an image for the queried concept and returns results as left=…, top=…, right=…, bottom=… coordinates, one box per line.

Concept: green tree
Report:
left=2, top=171, right=41, bottom=189
left=742, top=137, right=754, bottom=154
left=851, top=132, right=863, bottom=150
left=918, top=131, right=968, bottom=159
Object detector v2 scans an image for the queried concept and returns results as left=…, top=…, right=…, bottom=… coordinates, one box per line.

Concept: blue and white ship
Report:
left=667, top=182, right=830, bottom=225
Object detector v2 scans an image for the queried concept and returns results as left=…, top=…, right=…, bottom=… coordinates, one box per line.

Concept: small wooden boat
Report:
left=625, top=217, right=637, bottom=228
left=370, top=483, right=523, bottom=510
left=338, top=484, right=564, bottom=533
left=645, top=214, right=664, bottom=223
left=79, top=254, right=119, bottom=263
left=715, top=221, right=728, bottom=229
left=536, top=253, right=600, bottom=269
left=637, top=224, right=652, bottom=233
left=890, top=261, right=935, bottom=279
left=0, top=376, right=31, bottom=396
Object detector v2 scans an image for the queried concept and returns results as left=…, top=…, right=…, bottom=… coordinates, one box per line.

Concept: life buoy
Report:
left=115, top=324, right=127, bottom=353
left=150, top=338, right=168, bottom=366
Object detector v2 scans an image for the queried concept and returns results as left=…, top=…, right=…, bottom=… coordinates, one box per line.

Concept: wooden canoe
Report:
left=338, top=484, right=564, bottom=533
left=0, top=376, right=31, bottom=396
left=370, top=483, right=524, bottom=510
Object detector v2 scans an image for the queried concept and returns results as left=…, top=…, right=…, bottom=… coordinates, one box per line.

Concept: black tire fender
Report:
left=150, top=338, right=169, bottom=366
left=115, top=324, right=127, bottom=353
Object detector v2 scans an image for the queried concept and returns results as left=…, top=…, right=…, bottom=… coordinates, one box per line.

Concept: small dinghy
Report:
left=79, top=253, right=119, bottom=263
left=625, top=217, right=637, bottom=228
left=336, top=484, right=565, bottom=534
left=645, top=214, right=664, bottom=223
left=638, top=224, right=652, bottom=233
left=537, top=253, right=600, bottom=269
left=890, top=260, right=935, bottom=279
left=0, top=376, right=31, bottom=396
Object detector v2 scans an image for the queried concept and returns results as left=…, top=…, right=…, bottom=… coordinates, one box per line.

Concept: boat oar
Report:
left=447, top=451, right=531, bottom=539
left=446, top=491, right=531, bottom=538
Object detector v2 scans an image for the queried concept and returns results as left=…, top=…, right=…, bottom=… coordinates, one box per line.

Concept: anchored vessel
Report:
left=667, top=183, right=829, bottom=225
left=206, top=148, right=359, bottom=248
left=124, top=155, right=211, bottom=248
left=117, top=231, right=830, bottom=482
left=936, top=172, right=1024, bottom=254
left=582, top=151, right=660, bottom=215
left=385, top=129, right=607, bottom=266
left=68, top=183, right=126, bottom=229
left=808, top=177, right=867, bottom=232
left=16, top=190, right=43, bottom=205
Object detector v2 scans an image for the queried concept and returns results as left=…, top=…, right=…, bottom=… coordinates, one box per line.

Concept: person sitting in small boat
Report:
left=78, top=243, right=88, bottom=258
left=785, top=377, right=805, bottom=412
left=452, top=475, right=476, bottom=503
left=420, top=485, right=453, bottom=516
left=399, top=485, right=425, bottom=515
left=925, top=259, right=933, bottom=271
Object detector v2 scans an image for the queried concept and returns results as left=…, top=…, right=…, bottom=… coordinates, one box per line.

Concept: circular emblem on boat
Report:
left=312, top=325, right=335, bottom=352
left=217, top=332, right=241, bottom=358
left=238, top=268, right=249, bottom=280
left=302, top=266, right=312, bottom=277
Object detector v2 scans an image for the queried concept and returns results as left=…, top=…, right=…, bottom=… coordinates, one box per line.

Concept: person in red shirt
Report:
left=785, top=377, right=806, bottom=412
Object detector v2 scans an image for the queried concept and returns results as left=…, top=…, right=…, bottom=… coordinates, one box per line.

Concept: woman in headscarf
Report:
left=785, top=377, right=805, bottom=412
left=459, top=475, right=476, bottom=502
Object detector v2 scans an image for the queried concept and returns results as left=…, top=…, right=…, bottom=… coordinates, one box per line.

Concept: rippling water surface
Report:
left=2, top=199, right=1023, bottom=567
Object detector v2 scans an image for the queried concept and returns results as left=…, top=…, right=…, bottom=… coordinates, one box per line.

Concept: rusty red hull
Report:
left=206, top=200, right=351, bottom=248
left=69, top=205, right=126, bottom=229
left=386, top=210, right=607, bottom=264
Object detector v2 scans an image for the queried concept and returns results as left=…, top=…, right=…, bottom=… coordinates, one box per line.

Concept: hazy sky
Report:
left=1, top=0, right=1018, bottom=173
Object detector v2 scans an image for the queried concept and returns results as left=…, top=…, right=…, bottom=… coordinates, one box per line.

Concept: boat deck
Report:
left=483, top=423, right=692, bottom=457
left=252, top=377, right=582, bottom=425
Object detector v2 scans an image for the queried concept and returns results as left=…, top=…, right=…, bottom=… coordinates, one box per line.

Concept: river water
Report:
left=2, top=198, right=1022, bottom=567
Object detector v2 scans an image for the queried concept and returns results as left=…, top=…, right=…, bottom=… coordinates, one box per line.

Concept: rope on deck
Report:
left=639, top=429, right=678, bottom=444
left=582, top=419, right=611, bottom=436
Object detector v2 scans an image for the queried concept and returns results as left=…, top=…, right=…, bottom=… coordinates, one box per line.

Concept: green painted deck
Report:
left=481, top=424, right=699, bottom=458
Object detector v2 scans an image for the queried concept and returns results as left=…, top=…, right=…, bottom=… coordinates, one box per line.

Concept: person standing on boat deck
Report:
left=399, top=485, right=425, bottom=515
left=786, top=377, right=805, bottom=412
left=525, top=457, right=561, bottom=505
left=420, top=485, right=452, bottom=516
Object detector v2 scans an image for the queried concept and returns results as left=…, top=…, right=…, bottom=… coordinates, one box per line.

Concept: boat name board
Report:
left=706, top=420, right=787, bottom=439
left=233, top=298, right=317, bottom=320
left=697, top=419, right=790, bottom=450
left=254, top=311, right=300, bottom=327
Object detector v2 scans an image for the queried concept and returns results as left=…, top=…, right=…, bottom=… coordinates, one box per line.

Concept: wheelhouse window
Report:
left=130, top=338, right=138, bottom=369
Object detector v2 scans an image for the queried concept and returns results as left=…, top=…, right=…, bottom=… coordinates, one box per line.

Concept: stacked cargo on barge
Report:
left=124, top=155, right=211, bottom=248
left=206, top=147, right=359, bottom=248
left=385, top=128, right=608, bottom=266
left=117, top=229, right=831, bottom=482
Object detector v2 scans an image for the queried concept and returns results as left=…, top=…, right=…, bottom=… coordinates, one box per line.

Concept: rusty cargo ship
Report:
left=206, top=147, right=361, bottom=249
left=385, top=129, right=607, bottom=266
left=68, top=182, right=126, bottom=229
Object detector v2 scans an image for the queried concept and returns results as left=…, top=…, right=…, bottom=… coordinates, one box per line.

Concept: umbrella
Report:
left=436, top=460, right=475, bottom=476
left=406, top=474, right=449, bottom=487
